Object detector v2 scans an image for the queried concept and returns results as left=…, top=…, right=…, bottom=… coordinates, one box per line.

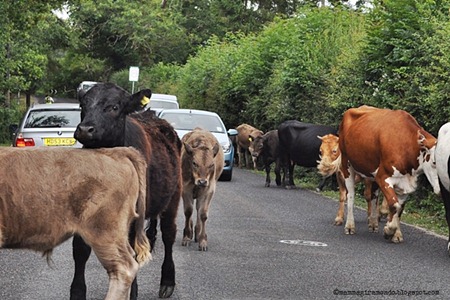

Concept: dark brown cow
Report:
left=181, top=128, right=224, bottom=251
left=74, top=83, right=181, bottom=299
left=249, top=129, right=281, bottom=187
left=236, top=123, right=264, bottom=168
left=336, top=106, right=439, bottom=242
left=318, top=134, right=389, bottom=231
left=0, top=147, right=150, bottom=300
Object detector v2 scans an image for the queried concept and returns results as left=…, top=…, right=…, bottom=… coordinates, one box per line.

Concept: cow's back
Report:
left=0, top=147, right=143, bottom=251
left=128, top=110, right=182, bottom=218
left=278, top=120, right=337, bottom=167
left=339, top=106, right=430, bottom=176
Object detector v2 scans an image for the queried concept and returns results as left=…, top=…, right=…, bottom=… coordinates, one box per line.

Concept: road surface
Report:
left=1, top=168, right=448, bottom=299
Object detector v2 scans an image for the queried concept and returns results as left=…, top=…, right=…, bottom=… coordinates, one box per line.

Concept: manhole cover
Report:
left=280, top=240, right=328, bottom=247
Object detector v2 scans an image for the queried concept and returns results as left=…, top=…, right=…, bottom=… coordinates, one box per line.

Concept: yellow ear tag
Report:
left=141, top=96, right=150, bottom=106
left=248, top=137, right=252, bottom=142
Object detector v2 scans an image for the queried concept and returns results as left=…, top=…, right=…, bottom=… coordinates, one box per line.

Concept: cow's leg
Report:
left=344, top=168, right=356, bottom=235
left=196, top=193, right=212, bottom=251
left=182, top=191, right=194, bottom=246
left=245, top=150, right=253, bottom=169
left=287, top=162, right=296, bottom=189
left=439, top=180, right=450, bottom=255
left=334, top=171, right=346, bottom=226
left=274, top=159, right=282, bottom=186
left=95, top=242, right=138, bottom=300
left=378, top=179, right=404, bottom=243
left=158, top=197, right=179, bottom=298
left=70, top=235, right=92, bottom=300
left=378, top=196, right=389, bottom=220
left=265, top=163, right=271, bottom=187
left=238, top=145, right=245, bottom=168
left=316, top=176, right=328, bottom=192
left=364, top=180, right=379, bottom=233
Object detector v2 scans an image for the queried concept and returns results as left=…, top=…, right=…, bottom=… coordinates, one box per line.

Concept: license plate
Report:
left=43, top=138, right=77, bottom=146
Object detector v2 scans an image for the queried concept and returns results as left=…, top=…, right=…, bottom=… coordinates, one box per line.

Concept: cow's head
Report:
left=184, top=139, right=221, bottom=187
left=74, top=83, right=151, bottom=148
left=417, top=130, right=440, bottom=195
left=248, top=130, right=264, bottom=169
left=249, top=134, right=266, bottom=170
left=317, top=134, right=341, bottom=177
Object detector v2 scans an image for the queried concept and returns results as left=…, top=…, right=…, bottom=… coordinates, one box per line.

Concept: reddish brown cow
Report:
left=0, top=147, right=150, bottom=300
left=181, top=128, right=224, bottom=251
left=336, top=106, right=439, bottom=242
left=318, top=134, right=389, bottom=231
left=236, top=123, right=264, bottom=168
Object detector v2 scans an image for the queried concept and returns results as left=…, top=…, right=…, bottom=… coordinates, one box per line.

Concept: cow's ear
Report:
left=184, top=142, right=193, bottom=155
left=212, top=143, right=220, bottom=157
left=129, top=89, right=152, bottom=112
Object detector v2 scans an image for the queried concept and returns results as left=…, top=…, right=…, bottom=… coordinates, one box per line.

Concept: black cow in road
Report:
left=278, top=120, right=338, bottom=190
left=250, top=129, right=282, bottom=187
left=73, top=83, right=182, bottom=299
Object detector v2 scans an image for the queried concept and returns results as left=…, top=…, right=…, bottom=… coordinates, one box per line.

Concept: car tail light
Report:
left=15, top=137, right=35, bottom=147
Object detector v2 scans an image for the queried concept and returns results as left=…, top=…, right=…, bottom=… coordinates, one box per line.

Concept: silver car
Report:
left=12, top=103, right=82, bottom=148
left=158, top=108, right=238, bottom=181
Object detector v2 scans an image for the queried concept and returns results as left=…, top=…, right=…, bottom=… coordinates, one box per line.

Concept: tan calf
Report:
left=0, top=147, right=150, bottom=300
left=181, top=128, right=224, bottom=251
left=236, top=123, right=264, bottom=168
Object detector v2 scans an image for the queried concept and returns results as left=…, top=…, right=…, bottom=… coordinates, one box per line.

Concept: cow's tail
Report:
left=317, top=154, right=342, bottom=178
left=128, top=148, right=152, bottom=266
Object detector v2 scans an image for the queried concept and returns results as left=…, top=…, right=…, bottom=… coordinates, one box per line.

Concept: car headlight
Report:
left=221, top=141, right=232, bottom=154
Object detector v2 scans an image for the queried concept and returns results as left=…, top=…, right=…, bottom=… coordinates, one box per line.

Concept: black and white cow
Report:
left=436, top=122, right=450, bottom=254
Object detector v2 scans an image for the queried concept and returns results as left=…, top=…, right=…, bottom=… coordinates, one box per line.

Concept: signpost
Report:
left=129, top=66, right=140, bottom=93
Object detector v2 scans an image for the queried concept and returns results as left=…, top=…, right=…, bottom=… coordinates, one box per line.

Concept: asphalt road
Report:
left=1, top=168, right=449, bottom=299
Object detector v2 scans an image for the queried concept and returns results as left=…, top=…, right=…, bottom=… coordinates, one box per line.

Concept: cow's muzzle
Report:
left=74, top=125, right=95, bottom=142
left=196, top=179, right=208, bottom=187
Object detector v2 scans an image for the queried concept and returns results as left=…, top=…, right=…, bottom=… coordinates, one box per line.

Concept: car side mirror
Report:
left=227, top=129, right=238, bottom=136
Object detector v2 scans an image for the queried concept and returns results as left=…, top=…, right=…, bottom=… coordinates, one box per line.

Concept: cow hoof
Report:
left=265, top=183, right=270, bottom=187
left=159, top=285, right=175, bottom=298
left=344, top=227, right=355, bottom=235
left=334, top=218, right=343, bottom=226
left=181, top=238, right=191, bottom=247
left=368, top=226, right=379, bottom=233
left=198, top=245, right=208, bottom=251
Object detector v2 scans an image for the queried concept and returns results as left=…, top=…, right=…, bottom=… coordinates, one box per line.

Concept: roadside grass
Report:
left=251, top=167, right=448, bottom=237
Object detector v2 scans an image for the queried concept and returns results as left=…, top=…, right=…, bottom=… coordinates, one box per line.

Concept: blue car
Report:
left=158, top=109, right=238, bottom=181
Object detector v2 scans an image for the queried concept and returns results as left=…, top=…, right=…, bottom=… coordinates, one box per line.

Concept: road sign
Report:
left=129, top=66, right=139, bottom=82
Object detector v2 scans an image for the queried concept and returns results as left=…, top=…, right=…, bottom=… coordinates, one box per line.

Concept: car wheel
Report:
left=219, top=169, right=232, bottom=181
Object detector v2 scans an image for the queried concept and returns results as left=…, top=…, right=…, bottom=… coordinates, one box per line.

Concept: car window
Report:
left=163, top=113, right=225, bottom=133
left=148, top=100, right=178, bottom=109
left=24, top=109, right=81, bottom=128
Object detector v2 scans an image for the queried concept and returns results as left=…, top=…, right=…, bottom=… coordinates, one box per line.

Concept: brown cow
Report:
left=318, top=134, right=389, bottom=231
left=332, top=106, right=439, bottom=242
left=249, top=129, right=282, bottom=187
left=181, top=128, right=224, bottom=251
left=236, top=123, right=264, bottom=169
left=0, top=147, right=151, bottom=300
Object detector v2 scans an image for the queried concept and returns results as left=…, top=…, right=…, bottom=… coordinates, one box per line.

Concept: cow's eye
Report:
left=112, top=105, right=119, bottom=111
left=192, top=161, right=198, bottom=168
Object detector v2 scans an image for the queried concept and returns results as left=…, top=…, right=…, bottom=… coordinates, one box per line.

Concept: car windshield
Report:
left=162, top=112, right=225, bottom=133
left=24, top=109, right=81, bottom=128
left=148, top=100, right=178, bottom=109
